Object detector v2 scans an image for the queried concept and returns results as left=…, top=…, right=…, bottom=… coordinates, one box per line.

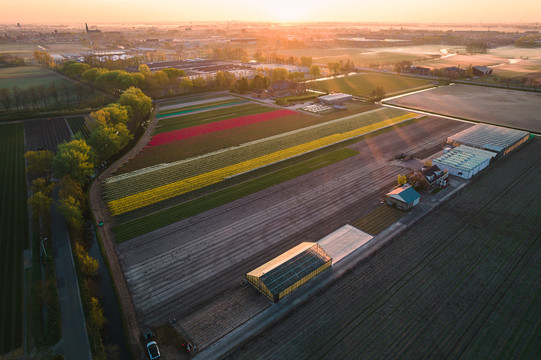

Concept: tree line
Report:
left=25, top=86, right=151, bottom=359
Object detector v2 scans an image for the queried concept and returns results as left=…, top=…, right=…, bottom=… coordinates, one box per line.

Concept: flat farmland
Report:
left=115, top=117, right=471, bottom=326
left=388, top=84, right=541, bottom=133
left=311, top=73, right=433, bottom=97
left=0, top=123, right=29, bottom=354
left=231, top=139, right=541, bottom=360
left=0, top=65, right=74, bottom=90
left=24, top=117, right=72, bottom=152
left=278, top=45, right=461, bottom=66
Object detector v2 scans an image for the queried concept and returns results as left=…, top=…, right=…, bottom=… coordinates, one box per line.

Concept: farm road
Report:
left=88, top=104, right=162, bottom=358
left=117, top=117, right=472, bottom=326
left=51, top=191, right=92, bottom=360
left=229, top=139, right=541, bottom=360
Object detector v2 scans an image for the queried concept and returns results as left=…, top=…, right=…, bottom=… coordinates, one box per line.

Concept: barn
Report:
left=433, top=145, right=496, bottom=179
left=447, top=124, right=529, bottom=157
left=385, top=185, right=420, bottom=211
left=246, top=242, right=332, bottom=302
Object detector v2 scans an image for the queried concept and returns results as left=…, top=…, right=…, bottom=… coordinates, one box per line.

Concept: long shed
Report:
left=433, top=145, right=496, bottom=179
left=246, top=242, right=332, bottom=302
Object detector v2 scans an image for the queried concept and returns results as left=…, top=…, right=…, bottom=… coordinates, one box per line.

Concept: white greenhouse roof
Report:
left=434, top=145, right=495, bottom=171
left=448, top=124, right=529, bottom=151
left=319, top=93, right=352, bottom=102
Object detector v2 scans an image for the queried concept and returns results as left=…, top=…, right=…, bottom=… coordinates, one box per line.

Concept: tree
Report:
left=52, top=139, right=95, bottom=185
left=58, top=175, right=85, bottom=208
left=0, top=87, right=11, bottom=111
left=117, top=87, right=152, bottom=128
left=397, top=174, right=408, bottom=186
left=271, top=68, right=288, bottom=83
left=33, top=51, right=54, bottom=68
left=309, top=65, right=321, bottom=79
left=82, top=67, right=108, bottom=83
left=300, top=56, right=313, bottom=68
left=370, top=86, right=385, bottom=102
left=58, top=196, right=84, bottom=233
left=90, top=297, right=106, bottom=330
left=162, top=67, right=185, bottom=79
left=327, top=62, right=340, bottom=75
left=236, top=77, right=250, bottom=94
left=28, top=191, right=52, bottom=223
left=25, top=150, right=54, bottom=181
left=74, top=243, right=99, bottom=277
left=61, top=61, right=91, bottom=78
left=31, top=178, right=55, bottom=196
left=88, top=123, right=133, bottom=162
left=90, top=103, right=130, bottom=127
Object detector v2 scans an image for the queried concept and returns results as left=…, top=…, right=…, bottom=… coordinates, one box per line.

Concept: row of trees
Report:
left=0, top=82, right=107, bottom=113
left=25, top=86, right=151, bottom=359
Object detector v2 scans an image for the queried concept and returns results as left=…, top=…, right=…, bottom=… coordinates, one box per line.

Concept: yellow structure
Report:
left=246, top=242, right=332, bottom=302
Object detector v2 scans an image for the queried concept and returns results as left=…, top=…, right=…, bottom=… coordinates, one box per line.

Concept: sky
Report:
left=2, top=0, right=540, bottom=24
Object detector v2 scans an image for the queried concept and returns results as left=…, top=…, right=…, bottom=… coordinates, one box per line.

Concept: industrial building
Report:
left=246, top=242, right=332, bottom=302
left=447, top=124, right=529, bottom=157
left=433, top=145, right=496, bottom=179
left=385, top=185, right=420, bottom=211
left=318, top=93, right=353, bottom=105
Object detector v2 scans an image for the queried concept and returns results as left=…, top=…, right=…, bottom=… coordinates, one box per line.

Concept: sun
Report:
left=264, top=1, right=308, bottom=23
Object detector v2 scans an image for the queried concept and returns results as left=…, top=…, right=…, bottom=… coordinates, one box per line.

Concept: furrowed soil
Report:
left=229, top=139, right=541, bottom=360
left=115, top=116, right=471, bottom=326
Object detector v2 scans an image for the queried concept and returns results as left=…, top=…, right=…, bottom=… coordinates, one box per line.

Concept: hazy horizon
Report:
left=2, top=0, right=540, bottom=25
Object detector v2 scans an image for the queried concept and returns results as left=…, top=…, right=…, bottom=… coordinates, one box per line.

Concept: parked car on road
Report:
left=147, top=341, right=160, bottom=359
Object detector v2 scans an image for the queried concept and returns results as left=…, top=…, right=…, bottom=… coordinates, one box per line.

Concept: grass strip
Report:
left=112, top=147, right=358, bottom=242
left=156, top=100, right=249, bottom=118
left=158, top=98, right=242, bottom=115
left=352, top=204, right=406, bottom=235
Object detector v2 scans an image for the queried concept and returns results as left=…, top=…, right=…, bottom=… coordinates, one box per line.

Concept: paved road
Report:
left=51, top=192, right=92, bottom=360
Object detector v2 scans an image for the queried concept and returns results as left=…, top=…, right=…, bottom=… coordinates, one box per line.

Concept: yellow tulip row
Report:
left=108, top=112, right=418, bottom=215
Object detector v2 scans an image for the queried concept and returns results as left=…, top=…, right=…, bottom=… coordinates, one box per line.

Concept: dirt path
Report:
left=87, top=105, right=160, bottom=358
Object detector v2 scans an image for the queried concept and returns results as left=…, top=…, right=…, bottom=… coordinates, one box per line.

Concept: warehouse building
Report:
left=318, top=93, right=353, bottom=105
left=385, top=184, right=420, bottom=211
left=433, top=145, right=496, bottom=179
left=447, top=124, right=529, bottom=157
left=246, top=242, right=332, bottom=302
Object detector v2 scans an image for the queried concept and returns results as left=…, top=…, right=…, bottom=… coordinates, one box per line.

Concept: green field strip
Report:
left=311, top=73, right=433, bottom=98
left=0, top=123, right=27, bottom=354
left=351, top=204, right=406, bottom=235
left=156, top=99, right=249, bottom=119
left=156, top=93, right=225, bottom=106
left=154, top=103, right=275, bottom=134
left=112, top=147, right=358, bottom=242
left=158, top=98, right=243, bottom=115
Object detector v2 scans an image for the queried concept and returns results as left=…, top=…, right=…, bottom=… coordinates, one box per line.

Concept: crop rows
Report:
left=67, top=116, right=90, bottom=140
left=112, top=148, right=358, bottom=242
left=157, top=98, right=246, bottom=117
left=0, top=123, right=28, bottom=354
left=107, top=112, right=417, bottom=215
left=153, top=103, right=275, bottom=134
left=106, top=107, right=412, bottom=201
left=148, top=109, right=296, bottom=147
left=233, top=140, right=541, bottom=360
left=155, top=92, right=226, bottom=106
left=24, top=117, right=72, bottom=152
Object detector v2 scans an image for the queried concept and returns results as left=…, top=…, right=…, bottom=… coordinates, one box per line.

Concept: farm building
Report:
left=246, top=242, right=332, bottom=302
left=318, top=93, right=353, bottom=105
left=447, top=124, right=529, bottom=157
left=472, top=66, right=493, bottom=76
left=419, top=165, right=449, bottom=191
left=385, top=185, right=420, bottom=211
left=266, top=81, right=306, bottom=98
left=433, top=145, right=496, bottom=179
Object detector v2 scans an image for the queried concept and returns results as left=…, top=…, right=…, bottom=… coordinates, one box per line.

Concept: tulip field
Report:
left=105, top=106, right=418, bottom=216
left=0, top=123, right=28, bottom=354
